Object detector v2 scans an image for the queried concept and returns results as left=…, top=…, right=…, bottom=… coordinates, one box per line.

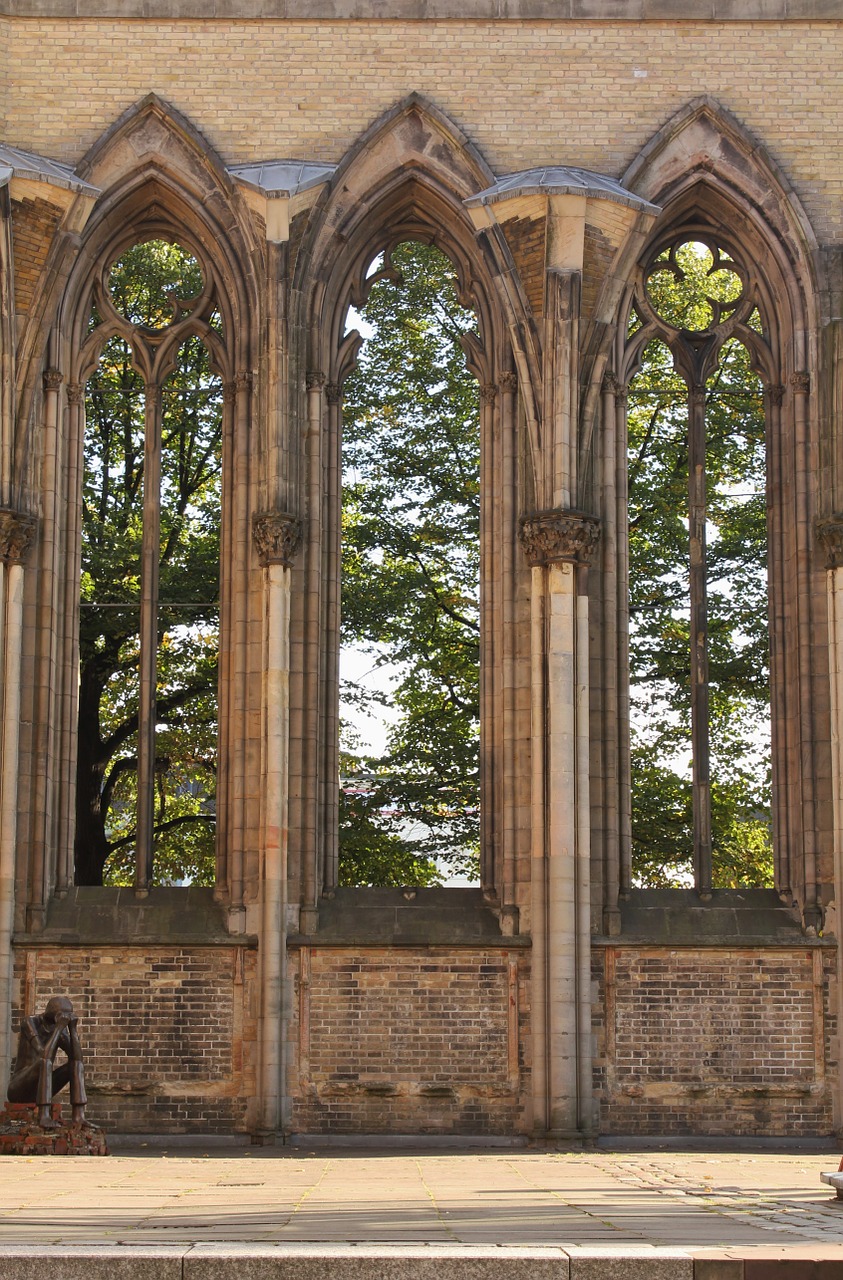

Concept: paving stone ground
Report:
left=0, top=1144, right=842, bottom=1255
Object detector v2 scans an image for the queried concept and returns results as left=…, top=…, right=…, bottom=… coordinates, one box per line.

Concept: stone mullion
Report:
left=0, top=508, right=37, bottom=1094
left=599, top=373, right=621, bottom=932
left=615, top=381, right=632, bottom=902
left=217, top=380, right=237, bottom=918
left=499, top=372, right=518, bottom=931
left=688, top=382, right=712, bottom=898
left=767, top=383, right=790, bottom=901
left=792, top=370, right=821, bottom=928
left=253, top=509, right=302, bottom=1136
left=55, top=382, right=86, bottom=896
left=217, top=382, right=235, bottom=914
left=322, top=381, right=342, bottom=894
left=300, top=371, right=325, bottom=933
left=135, top=383, right=162, bottom=896
left=479, top=381, right=499, bottom=904
left=27, top=370, right=64, bottom=926
left=230, top=374, right=253, bottom=920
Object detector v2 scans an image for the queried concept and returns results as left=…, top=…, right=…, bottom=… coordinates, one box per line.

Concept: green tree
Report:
left=339, top=241, right=480, bottom=885
left=628, top=241, right=773, bottom=887
left=76, top=240, right=221, bottom=886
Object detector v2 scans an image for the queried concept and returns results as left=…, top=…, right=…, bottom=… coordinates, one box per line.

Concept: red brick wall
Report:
left=592, top=945, right=834, bottom=1136
left=289, top=946, right=531, bottom=1134
left=13, top=945, right=258, bottom=1133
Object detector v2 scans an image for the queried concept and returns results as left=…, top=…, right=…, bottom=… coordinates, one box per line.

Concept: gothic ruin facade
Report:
left=1, top=0, right=842, bottom=1138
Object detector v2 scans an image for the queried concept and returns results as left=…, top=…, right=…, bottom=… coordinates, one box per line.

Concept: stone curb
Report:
left=0, top=1245, right=842, bottom=1279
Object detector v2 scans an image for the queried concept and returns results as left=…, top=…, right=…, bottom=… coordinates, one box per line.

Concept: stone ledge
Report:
left=0, top=0, right=839, bottom=17
left=1, top=1246, right=843, bottom=1279
left=14, top=886, right=256, bottom=947
left=287, top=887, right=523, bottom=947
left=594, top=887, right=819, bottom=947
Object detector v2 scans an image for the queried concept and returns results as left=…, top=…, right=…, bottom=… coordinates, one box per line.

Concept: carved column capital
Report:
left=223, top=380, right=238, bottom=405
left=601, top=370, right=620, bottom=397
left=66, top=382, right=85, bottom=406
left=480, top=383, right=498, bottom=405
left=0, top=508, right=37, bottom=564
left=252, top=510, right=303, bottom=567
left=766, top=383, right=786, bottom=408
left=816, top=516, right=843, bottom=569
left=234, top=371, right=253, bottom=394
left=499, top=372, right=518, bottom=395
left=43, top=368, right=63, bottom=392
left=325, top=382, right=343, bottom=406
left=791, top=370, right=811, bottom=395
left=518, top=508, right=601, bottom=567
left=306, top=370, right=326, bottom=392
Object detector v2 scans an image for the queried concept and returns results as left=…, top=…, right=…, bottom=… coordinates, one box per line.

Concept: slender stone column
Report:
left=499, top=372, right=519, bottom=934
left=218, top=380, right=239, bottom=923
left=767, top=381, right=789, bottom=901
left=56, top=382, right=86, bottom=896
left=520, top=508, right=599, bottom=1137
left=0, top=508, right=37, bottom=1091
left=28, top=370, right=63, bottom=926
left=613, top=380, right=633, bottom=903
left=301, top=371, right=325, bottom=934
left=230, top=373, right=253, bottom=924
left=688, top=381, right=712, bottom=899
left=253, top=509, right=302, bottom=1136
left=818, top=513, right=843, bottom=1129
left=600, top=372, right=621, bottom=934
left=322, top=381, right=343, bottom=895
left=135, top=384, right=162, bottom=896
left=793, top=371, right=821, bottom=931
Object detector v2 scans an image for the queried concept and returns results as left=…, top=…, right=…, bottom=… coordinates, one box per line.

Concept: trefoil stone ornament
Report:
left=518, top=509, right=600, bottom=567
left=253, top=511, right=303, bottom=567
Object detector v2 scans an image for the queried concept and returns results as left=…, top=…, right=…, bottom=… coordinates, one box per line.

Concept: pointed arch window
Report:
left=75, top=239, right=226, bottom=891
left=622, top=233, right=773, bottom=895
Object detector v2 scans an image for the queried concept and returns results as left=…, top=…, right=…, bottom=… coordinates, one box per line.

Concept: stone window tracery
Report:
left=74, top=238, right=226, bottom=892
left=622, top=234, right=772, bottom=896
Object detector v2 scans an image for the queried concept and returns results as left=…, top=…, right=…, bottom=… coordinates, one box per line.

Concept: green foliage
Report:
left=646, top=240, right=742, bottom=332
left=339, top=241, right=480, bottom=884
left=107, top=239, right=203, bottom=330
left=77, top=240, right=220, bottom=886
left=629, top=241, right=773, bottom=888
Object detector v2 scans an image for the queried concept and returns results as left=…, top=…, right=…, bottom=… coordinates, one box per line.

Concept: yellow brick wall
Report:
left=3, top=20, right=842, bottom=242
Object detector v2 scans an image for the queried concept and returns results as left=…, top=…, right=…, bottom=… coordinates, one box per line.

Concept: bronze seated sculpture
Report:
left=7, top=996, right=88, bottom=1128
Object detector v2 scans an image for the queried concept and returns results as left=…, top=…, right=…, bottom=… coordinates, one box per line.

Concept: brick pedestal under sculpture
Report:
left=0, top=1103, right=108, bottom=1155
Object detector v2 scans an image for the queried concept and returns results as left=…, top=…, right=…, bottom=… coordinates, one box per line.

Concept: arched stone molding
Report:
left=15, top=97, right=265, bottom=940
left=285, top=94, right=534, bottom=940
left=587, top=97, right=828, bottom=947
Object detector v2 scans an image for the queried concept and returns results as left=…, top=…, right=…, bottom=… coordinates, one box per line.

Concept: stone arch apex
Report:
left=624, top=95, right=819, bottom=269
left=55, top=95, right=263, bottom=380
left=298, top=89, right=537, bottom=400
left=77, top=92, right=237, bottom=196
left=328, top=91, right=496, bottom=200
